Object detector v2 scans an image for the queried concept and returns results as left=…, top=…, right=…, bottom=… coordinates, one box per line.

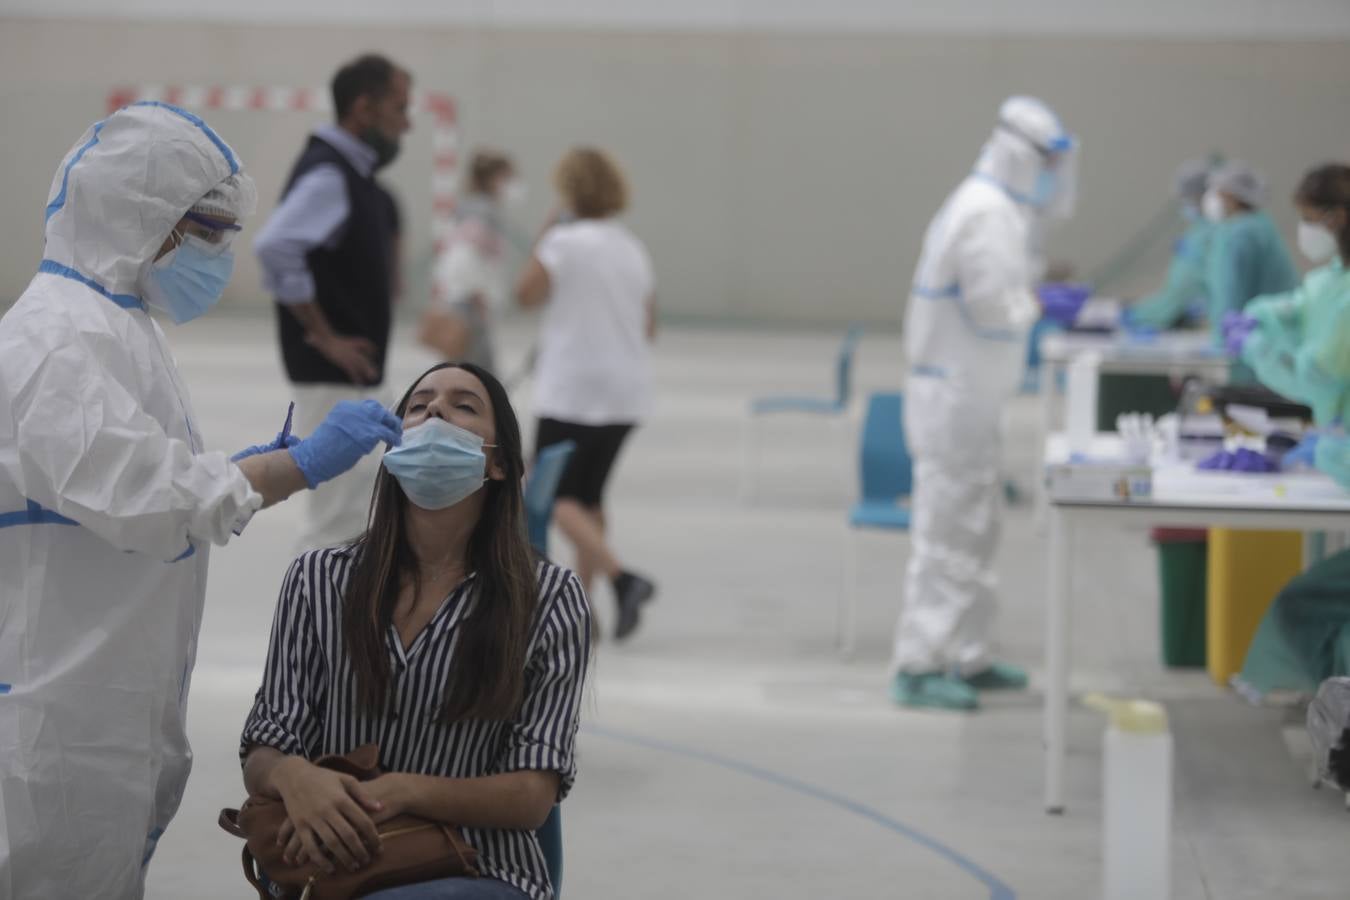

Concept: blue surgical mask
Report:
left=1182, top=203, right=1202, bottom=224
left=382, top=417, right=495, bottom=510
left=142, top=234, right=234, bottom=324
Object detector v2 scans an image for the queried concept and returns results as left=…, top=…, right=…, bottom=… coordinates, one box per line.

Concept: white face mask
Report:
left=500, top=179, right=528, bottom=209
left=1201, top=189, right=1227, bottom=223
left=1297, top=220, right=1339, bottom=264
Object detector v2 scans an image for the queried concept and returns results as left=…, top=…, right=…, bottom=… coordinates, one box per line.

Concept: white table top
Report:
left=1039, top=328, right=1229, bottom=368
left=1044, top=433, right=1350, bottom=514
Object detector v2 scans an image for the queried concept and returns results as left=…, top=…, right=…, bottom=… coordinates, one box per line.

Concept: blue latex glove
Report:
left=230, top=403, right=299, bottom=462
left=1198, top=448, right=1278, bottom=473
left=1221, top=311, right=1258, bottom=357
left=1281, top=433, right=1320, bottom=471
left=1121, top=316, right=1160, bottom=342
left=1038, top=282, right=1092, bottom=327
left=288, top=399, right=403, bottom=489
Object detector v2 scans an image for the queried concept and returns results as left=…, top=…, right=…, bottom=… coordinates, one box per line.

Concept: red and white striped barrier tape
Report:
left=107, top=85, right=460, bottom=236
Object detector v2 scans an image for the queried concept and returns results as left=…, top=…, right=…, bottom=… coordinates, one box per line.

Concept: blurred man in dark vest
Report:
left=255, top=53, right=412, bottom=550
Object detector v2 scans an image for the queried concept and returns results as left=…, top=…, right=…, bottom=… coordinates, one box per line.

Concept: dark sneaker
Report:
left=612, top=571, right=656, bottom=641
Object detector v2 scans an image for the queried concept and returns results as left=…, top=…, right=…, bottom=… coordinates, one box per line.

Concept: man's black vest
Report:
left=275, top=134, right=393, bottom=385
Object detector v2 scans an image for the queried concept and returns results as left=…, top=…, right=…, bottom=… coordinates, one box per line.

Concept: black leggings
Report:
left=534, top=418, right=635, bottom=508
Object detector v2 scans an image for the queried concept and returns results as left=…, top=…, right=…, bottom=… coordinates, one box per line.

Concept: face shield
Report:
left=999, top=119, right=1078, bottom=220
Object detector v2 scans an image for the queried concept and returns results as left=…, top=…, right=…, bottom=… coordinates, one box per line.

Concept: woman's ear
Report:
left=486, top=449, right=507, bottom=482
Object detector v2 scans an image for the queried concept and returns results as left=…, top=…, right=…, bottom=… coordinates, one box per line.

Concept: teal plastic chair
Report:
left=741, top=326, right=864, bottom=501
left=840, top=391, right=912, bottom=655
left=523, top=441, right=575, bottom=896
left=526, top=440, right=576, bottom=555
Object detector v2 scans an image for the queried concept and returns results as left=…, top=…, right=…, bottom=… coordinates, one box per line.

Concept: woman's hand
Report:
left=360, top=773, right=414, bottom=825
left=272, top=757, right=384, bottom=873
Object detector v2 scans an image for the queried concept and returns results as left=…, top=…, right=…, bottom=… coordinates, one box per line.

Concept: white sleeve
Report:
left=433, top=242, right=493, bottom=306
left=534, top=226, right=571, bottom=285
left=0, top=318, right=262, bottom=560
left=954, top=207, right=1040, bottom=335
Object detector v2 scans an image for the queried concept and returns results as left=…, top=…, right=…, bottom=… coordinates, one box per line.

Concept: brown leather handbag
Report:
left=219, top=744, right=479, bottom=900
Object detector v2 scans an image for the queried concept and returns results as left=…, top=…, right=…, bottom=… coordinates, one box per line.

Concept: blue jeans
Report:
left=362, top=877, right=531, bottom=899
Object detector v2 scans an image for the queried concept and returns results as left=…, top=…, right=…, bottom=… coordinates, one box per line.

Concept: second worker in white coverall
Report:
left=892, top=96, right=1078, bottom=711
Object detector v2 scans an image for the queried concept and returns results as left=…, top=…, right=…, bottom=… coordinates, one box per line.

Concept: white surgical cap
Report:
left=190, top=172, right=257, bottom=220
left=1209, top=161, right=1267, bottom=209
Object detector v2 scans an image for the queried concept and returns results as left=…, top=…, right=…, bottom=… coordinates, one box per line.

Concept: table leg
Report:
left=1044, top=503, right=1071, bottom=814
left=1034, top=363, right=1060, bottom=528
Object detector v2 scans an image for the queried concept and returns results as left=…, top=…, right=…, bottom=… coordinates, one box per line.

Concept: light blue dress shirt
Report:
left=253, top=125, right=378, bottom=304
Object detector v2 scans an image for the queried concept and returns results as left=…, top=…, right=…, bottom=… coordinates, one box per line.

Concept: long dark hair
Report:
left=342, top=362, right=537, bottom=722
left=1295, top=163, right=1350, bottom=263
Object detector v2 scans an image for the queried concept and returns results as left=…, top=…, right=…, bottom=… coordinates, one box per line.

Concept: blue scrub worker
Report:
left=1202, top=160, right=1299, bottom=354
left=1123, top=158, right=1216, bottom=330
left=0, top=104, right=402, bottom=899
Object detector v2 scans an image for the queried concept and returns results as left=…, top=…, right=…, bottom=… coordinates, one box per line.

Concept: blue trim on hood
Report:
left=45, top=121, right=107, bottom=222
left=43, top=102, right=239, bottom=227
left=37, top=259, right=143, bottom=310
left=131, top=101, right=239, bottom=175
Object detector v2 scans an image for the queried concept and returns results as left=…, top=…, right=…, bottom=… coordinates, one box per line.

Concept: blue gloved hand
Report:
left=1281, top=433, right=1321, bottom=471
left=231, top=402, right=299, bottom=462
left=1038, top=282, right=1092, bottom=327
left=288, top=399, right=403, bottom=489
left=1122, top=317, right=1160, bottom=342
left=1198, top=447, right=1278, bottom=473
left=1222, top=311, right=1258, bottom=357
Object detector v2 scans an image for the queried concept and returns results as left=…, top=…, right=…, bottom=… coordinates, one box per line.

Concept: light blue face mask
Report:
left=382, top=417, right=495, bottom=510
left=1032, top=169, right=1059, bottom=209
left=142, top=234, right=234, bottom=324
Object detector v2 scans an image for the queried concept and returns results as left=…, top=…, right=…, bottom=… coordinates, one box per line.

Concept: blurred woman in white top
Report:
left=516, top=147, right=657, bottom=641
left=420, top=150, right=525, bottom=372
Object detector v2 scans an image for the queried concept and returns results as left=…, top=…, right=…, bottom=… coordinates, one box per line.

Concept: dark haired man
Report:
left=255, top=53, right=412, bottom=550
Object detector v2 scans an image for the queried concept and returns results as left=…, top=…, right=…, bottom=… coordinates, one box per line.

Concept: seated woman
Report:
left=240, top=361, right=592, bottom=900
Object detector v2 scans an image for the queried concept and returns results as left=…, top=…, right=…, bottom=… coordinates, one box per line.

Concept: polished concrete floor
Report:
left=143, top=316, right=1350, bottom=899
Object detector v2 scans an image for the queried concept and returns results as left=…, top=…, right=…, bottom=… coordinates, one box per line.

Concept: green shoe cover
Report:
left=890, top=672, right=979, bottom=711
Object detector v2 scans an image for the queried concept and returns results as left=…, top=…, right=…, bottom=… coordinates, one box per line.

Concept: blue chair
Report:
left=839, top=391, right=912, bottom=656
left=741, top=326, right=864, bottom=501
left=525, top=440, right=577, bottom=555
left=522, top=441, right=575, bottom=896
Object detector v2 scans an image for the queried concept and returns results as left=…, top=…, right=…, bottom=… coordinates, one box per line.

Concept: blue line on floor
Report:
left=585, top=724, right=1016, bottom=900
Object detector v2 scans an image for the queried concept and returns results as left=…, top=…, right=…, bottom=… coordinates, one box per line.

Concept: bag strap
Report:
left=439, top=823, right=478, bottom=875
left=218, top=807, right=246, bottom=839
left=239, top=844, right=271, bottom=900
left=220, top=809, right=272, bottom=900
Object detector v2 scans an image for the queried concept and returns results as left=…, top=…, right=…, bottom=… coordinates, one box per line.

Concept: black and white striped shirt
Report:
left=240, top=547, right=592, bottom=900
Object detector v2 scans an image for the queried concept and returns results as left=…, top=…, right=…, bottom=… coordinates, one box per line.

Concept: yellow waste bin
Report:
left=1206, top=528, right=1304, bottom=685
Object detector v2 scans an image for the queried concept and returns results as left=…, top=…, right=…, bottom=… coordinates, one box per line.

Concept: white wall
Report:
left=8, top=0, right=1350, bottom=38
left=2, top=15, right=1349, bottom=327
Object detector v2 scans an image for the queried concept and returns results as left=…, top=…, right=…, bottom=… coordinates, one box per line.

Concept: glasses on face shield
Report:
left=175, top=211, right=242, bottom=255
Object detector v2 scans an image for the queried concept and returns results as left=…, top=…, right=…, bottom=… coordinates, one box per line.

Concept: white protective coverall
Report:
left=893, top=96, right=1076, bottom=675
left=0, top=103, right=263, bottom=898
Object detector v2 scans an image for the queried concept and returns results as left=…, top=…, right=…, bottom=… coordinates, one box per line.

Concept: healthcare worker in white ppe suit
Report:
left=0, top=102, right=402, bottom=898
left=893, top=96, right=1077, bottom=711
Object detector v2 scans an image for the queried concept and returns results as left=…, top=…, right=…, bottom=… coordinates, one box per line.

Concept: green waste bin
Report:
left=1154, top=528, right=1208, bottom=668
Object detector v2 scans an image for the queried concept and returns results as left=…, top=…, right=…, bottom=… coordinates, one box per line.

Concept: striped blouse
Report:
left=240, top=546, right=592, bottom=900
